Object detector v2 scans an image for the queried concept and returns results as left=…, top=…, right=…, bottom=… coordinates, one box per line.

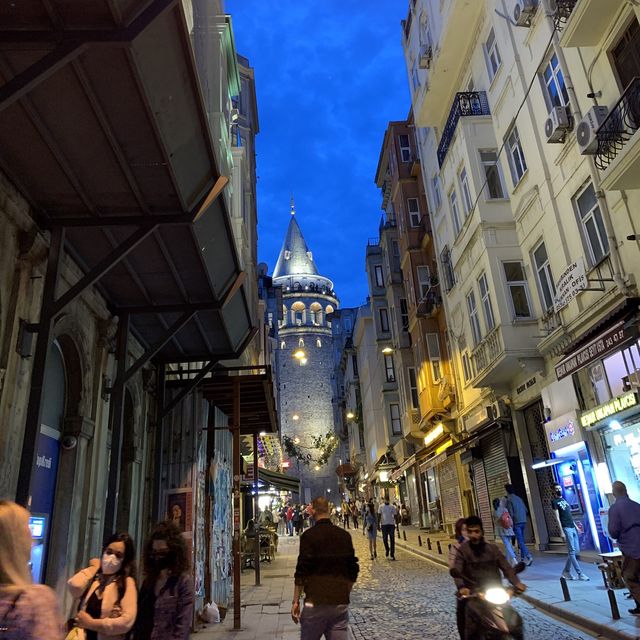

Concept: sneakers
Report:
left=577, top=573, right=590, bottom=581
left=629, top=607, right=640, bottom=615
left=524, top=556, right=533, bottom=566
left=390, top=556, right=396, bottom=561
left=561, top=571, right=574, bottom=581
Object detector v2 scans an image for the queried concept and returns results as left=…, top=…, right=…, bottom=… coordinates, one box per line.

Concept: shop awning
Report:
left=336, top=463, right=357, bottom=477
left=0, top=0, right=253, bottom=362
left=389, top=454, right=416, bottom=483
left=258, top=467, right=300, bottom=494
left=445, top=420, right=507, bottom=457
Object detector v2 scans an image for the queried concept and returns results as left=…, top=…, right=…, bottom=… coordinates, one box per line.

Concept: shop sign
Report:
left=555, top=322, right=635, bottom=380
left=554, top=258, right=587, bottom=312
left=580, top=392, right=638, bottom=428
left=544, top=411, right=582, bottom=453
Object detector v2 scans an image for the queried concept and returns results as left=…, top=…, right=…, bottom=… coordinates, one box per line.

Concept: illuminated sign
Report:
left=549, top=421, right=576, bottom=443
left=28, top=516, right=45, bottom=539
left=424, top=424, right=444, bottom=447
left=580, top=392, right=638, bottom=428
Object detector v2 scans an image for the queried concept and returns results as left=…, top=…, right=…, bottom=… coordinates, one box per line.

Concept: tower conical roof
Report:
left=272, top=207, right=320, bottom=279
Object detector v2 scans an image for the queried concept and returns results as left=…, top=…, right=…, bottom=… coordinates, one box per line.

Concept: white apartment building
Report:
left=403, top=0, right=640, bottom=549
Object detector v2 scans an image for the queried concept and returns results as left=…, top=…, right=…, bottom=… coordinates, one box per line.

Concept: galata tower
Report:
left=272, top=200, right=340, bottom=502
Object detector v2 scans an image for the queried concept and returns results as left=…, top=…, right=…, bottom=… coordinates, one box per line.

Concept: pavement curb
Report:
left=394, top=537, right=640, bottom=640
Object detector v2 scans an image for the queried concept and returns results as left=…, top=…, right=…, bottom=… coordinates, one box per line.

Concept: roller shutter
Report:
left=438, top=456, right=464, bottom=525
left=471, top=458, right=493, bottom=539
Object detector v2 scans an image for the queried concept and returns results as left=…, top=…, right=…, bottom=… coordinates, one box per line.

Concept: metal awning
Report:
left=200, top=367, right=278, bottom=436
left=258, top=467, right=300, bottom=494
left=0, top=0, right=252, bottom=361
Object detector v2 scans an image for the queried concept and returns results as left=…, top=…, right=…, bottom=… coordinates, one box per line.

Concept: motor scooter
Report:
left=450, top=562, right=526, bottom=640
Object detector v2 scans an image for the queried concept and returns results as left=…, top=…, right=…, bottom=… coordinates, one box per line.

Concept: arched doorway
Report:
left=29, top=340, right=66, bottom=583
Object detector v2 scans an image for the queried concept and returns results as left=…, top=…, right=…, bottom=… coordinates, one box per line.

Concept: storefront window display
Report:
left=601, top=418, right=640, bottom=503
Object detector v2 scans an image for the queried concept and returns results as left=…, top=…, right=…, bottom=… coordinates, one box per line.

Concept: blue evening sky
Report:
left=226, top=1, right=410, bottom=308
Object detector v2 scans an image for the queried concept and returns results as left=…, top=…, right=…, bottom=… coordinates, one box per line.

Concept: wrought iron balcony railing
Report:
left=437, top=92, right=490, bottom=167
left=595, top=77, right=640, bottom=171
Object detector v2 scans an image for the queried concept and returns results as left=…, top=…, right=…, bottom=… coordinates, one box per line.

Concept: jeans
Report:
left=563, top=526, right=582, bottom=575
left=381, top=524, right=395, bottom=558
left=500, top=534, right=517, bottom=565
left=287, top=520, right=293, bottom=535
left=513, top=522, right=531, bottom=561
left=300, top=603, right=349, bottom=640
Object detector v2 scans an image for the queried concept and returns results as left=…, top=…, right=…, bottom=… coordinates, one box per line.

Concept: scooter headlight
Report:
left=484, top=587, right=510, bottom=605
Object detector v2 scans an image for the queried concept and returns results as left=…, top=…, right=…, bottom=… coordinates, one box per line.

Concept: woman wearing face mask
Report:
left=0, top=500, right=64, bottom=639
left=67, top=532, right=137, bottom=639
left=134, top=521, right=193, bottom=640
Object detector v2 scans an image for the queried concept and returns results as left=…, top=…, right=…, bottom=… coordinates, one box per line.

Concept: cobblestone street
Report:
left=348, top=528, right=595, bottom=640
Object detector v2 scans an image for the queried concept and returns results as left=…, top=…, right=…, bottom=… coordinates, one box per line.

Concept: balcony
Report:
left=596, top=78, right=640, bottom=191
left=469, top=324, right=543, bottom=389
left=559, top=0, right=625, bottom=48
left=416, top=284, right=442, bottom=317
left=437, top=92, right=490, bottom=167
left=413, top=0, right=484, bottom=127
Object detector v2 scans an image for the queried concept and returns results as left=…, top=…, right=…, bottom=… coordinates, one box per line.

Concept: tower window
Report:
left=280, top=341, right=286, bottom=349
left=316, top=339, right=322, bottom=348
left=299, top=338, right=304, bottom=347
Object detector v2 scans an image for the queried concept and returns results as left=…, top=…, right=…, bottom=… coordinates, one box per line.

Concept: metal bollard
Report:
left=427, top=538, right=432, bottom=550
left=418, top=535, right=422, bottom=547
left=607, top=589, right=620, bottom=620
left=437, top=540, right=442, bottom=554
left=560, top=576, right=571, bottom=602
left=403, top=530, right=407, bottom=541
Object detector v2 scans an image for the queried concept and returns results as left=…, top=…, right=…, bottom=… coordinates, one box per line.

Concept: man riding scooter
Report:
left=452, top=515, right=527, bottom=639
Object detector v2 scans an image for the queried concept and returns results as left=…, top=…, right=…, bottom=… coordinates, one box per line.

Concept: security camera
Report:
left=61, top=435, right=78, bottom=450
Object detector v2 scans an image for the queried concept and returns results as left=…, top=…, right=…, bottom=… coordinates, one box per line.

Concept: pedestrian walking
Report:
left=608, top=480, right=640, bottom=614
left=134, top=521, right=194, bottom=640
left=360, top=502, right=368, bottom=536
left=287, top=504, right=295, bottom=536
left=378, top=497, right=397, bottom=560
left=504, top=484, right=533, bottom=565
left=350, top=502, right=359, bottom=530
left=448, top=518, right=468, bottom=640
left=293, top=505, right=303, bottom=535
left=493, top=497, right=518, bottom=566
left=364, top=503, right=378, bottom=560
left=0, top=500, right=64, bottom=639
left=291, top=497, right=359, bottom=639
left=551, top=482, right=590, bottom=581
left=67, top=532, right=137, bottom=639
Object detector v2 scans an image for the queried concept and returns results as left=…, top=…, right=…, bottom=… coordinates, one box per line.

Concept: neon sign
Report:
left=549, top=421, right=576, bottom=443
left=580, top=392, right=637, bottom=428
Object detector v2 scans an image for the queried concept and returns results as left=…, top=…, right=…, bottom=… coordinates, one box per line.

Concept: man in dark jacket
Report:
left=505, top=483, right=533, bottom=565
left=292, top=496, right=359, bottom=639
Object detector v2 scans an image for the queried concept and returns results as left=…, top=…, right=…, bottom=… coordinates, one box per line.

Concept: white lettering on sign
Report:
left=36, top=455, right=52, bottom=469
left=580, top=392, right=637, bottom=428
left=554, top=258, right=587, bottom=312
left=549, top=421, right=575, bottom=442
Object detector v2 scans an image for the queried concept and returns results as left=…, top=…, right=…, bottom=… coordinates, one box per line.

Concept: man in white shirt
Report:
left=378, top=498, right=397, bottom=560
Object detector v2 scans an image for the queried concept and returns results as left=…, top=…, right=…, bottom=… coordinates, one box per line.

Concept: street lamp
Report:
left=293, top=349, right=306, bottom=360
left=346, top=411, right=355, bottom=420
left=381, top=346, right=394, bottom=354
left=292, top=414, right=300, bottom=421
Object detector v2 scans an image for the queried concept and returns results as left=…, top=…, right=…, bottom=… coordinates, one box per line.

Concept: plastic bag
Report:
left=202, top=602, right=221, bottom=624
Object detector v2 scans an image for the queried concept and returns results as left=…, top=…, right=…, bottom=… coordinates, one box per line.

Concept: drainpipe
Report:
left=544, top=11, right=631, bottom=295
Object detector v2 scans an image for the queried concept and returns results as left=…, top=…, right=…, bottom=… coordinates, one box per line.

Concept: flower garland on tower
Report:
left=282, top=432, right=338, bottom=467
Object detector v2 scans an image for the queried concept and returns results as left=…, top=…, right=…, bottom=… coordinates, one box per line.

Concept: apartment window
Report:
left=480, top=150, right=506, bottom=199
left=379, top=307, right=390, bottom=332
left=467, top=290, right=482, bottom=345
left=574, top=183, right=609, bottom=266
left=543, top=53, right=569, bottom=108
left=374, top=264, right=384, bottom=287
left=432, top=175, right=442, bottom=210
left=503, top=261, right=533, bottom=319
left=399, top=134, right=412, bottom=162
left=400, top=298, right=409, bottom=332
left=485, top=28, right=502, bottom=81
left=611, top=17, right=640, bottom=90
left=384, top=354, right=396, bottom=382
left=343, top=317, right=352, bottom=332
left=417, top=265, right=431, bottom=299
left=407, top=198, right=421, bottom=227
left=352, top=354, right=359, bottom=377
left=459, top=166, right=473, bottom=216
left=408, top=367, right=419, bottom=409
left=426, top=332, right=442, bottom=381
left=532, top=241, right=556, bottom=312
left=506, top=127, right=527, bottom=186
left=462, top=352, right=472, bottom=382
left=477, top=273, right=495, bottom=332
left=390, top=403, right=402, bottom=435
left=441, top=246, right=455, bottom=292
left=449, top=189, right=461, bottom=235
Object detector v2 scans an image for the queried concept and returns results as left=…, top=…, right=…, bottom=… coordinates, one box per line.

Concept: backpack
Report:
left=499, top=509, right=513, bottom=529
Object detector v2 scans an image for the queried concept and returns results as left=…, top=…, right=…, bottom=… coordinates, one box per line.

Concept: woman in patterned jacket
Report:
left=0, top=500, right=64, bottom=639
left=134, top=521, right=194, bottom=640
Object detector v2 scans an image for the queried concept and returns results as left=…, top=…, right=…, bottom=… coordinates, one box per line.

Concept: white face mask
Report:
left=101, top=552, right=123, bottom=575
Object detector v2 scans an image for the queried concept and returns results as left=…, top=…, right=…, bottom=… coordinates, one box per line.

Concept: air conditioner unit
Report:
left=486, top=400, right=510, bottom=421
left=576, top=106, right=609, bottom=155
left=514, top=0, right=537, bottom=26
left=419, top=45, right=433, bottom=69
left=545, top=106, right=570, bottom=143
left=542, top=0, right=558, bottom=15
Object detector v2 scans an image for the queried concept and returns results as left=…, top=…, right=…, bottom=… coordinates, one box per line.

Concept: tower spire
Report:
left=290, top=193, right=295, bottom=216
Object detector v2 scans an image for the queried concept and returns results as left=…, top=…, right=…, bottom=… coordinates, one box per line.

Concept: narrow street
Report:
left=347, top=527, right=594, bottom=640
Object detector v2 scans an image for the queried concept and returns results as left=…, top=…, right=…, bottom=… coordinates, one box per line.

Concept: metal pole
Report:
left=253, top=432, right=261, bottom=586
left=560, top=576, right=571, bottom=602
left=152, top=364, right=166, bottom=522
left=232, top=378, right=242, bottom=630
left=103, top=312, right=129, bottom=539
left=16, top=226, right=65, bottom=506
